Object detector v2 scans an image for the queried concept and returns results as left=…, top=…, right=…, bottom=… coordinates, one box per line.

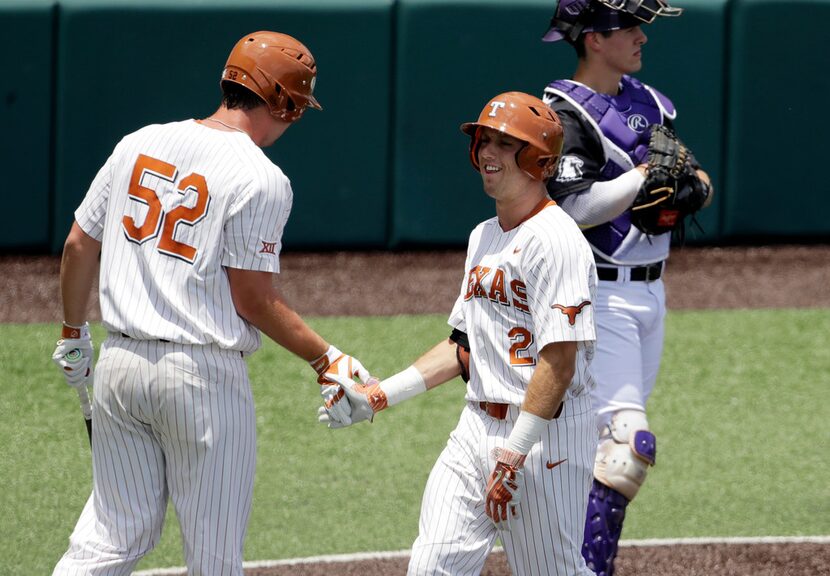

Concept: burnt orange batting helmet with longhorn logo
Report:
left=222, top=31, right=322, bottom=122
left=461, top=92, right=564, bottom=180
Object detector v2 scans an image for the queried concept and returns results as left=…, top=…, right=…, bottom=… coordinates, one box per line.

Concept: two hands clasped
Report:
left=310, top=345, right=385, bottom=428
left=312, top=347, right=527, bottom=531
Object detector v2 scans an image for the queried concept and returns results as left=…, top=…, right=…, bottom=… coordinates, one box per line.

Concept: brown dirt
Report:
left=3, top=245, right=830, bottom=323
left=243, top=543, right=830, bottom=576
left=4, top=246, right=829, bottom=575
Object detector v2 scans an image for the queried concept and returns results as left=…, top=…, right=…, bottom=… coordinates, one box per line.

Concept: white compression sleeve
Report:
left=505, top=411, right=549, bottom=455
left=380, top=366, right=426, bottom=407
left=559, top=169, right=645, bottom=226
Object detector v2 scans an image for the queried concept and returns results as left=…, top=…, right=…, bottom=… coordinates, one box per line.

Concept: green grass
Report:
left=630, top=309, right=830, bottom=537
left=2, top=309, right=829, bottom=574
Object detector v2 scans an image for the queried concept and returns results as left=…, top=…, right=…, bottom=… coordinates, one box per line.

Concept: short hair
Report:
left=220, top=80, right=266, bottom=111
left=571, top=30, right=614, bottom=59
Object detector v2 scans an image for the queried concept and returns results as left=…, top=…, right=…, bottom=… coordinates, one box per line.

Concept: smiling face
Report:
left=476, top=127, right=530, bottom=199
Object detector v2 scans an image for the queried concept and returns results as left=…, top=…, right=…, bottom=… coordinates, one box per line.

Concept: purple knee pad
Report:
left=633, top=430, right=656, bottom=465
left=582, top=479, right=630, bottom=576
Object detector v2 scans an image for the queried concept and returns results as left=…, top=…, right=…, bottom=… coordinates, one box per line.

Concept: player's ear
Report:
left=584, top=31, right=603, bottom=53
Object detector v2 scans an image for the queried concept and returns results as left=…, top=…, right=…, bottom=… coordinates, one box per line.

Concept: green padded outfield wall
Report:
left=391, top=0, right=728, bottom=247
left=52, top=0, right=393, bottom=253
left=0, top=0, right=55, bottom=250
left=638, top=0, right=727, bottom=243
left=725, top=0, right=830, bottom=238
left=391, top=0, right=560, bottom=247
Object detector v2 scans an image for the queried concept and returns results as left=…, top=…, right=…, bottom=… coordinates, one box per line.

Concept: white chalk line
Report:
left=133, top=535, right=830, bottom=575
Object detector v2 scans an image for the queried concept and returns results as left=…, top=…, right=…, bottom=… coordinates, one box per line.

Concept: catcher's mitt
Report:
left=630, top=124, right=710, bottom=236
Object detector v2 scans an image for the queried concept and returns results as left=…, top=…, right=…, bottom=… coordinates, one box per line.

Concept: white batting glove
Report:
left=485, top=447, right=526, bottom=532
left=52, top=323, right=94, bottom=389
left=318, top=383, right=353, bottom=428
left=310, top=345, right=372, bottom=385
left=317, top=374, right=385, bottom=429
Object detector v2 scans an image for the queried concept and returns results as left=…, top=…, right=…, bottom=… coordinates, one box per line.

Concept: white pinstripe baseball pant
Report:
left=53, top=335, right=255, bottom=576
left=408, top=394, right=597, bottom=576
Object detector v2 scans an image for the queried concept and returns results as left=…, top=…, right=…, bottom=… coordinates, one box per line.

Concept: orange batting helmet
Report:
left=460, top=92, right=564, bottom=180
left=222, top=31, right=322, bottom=122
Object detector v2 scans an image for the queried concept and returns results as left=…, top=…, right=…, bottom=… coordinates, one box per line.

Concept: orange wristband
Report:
left=61, top=322, right=90, bottom=340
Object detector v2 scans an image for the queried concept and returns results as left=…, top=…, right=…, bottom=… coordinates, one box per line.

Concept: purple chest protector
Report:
left=545, top=76, right=676, bottom=258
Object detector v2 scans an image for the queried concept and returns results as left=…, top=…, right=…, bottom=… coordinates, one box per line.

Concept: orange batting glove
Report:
left=310, top=345, right=372, bottom=385
left=317, top=374, right=386, bottom=429
left=310, top=346, right=373, bottom=426
left=485, top=447, right=526, bottom=531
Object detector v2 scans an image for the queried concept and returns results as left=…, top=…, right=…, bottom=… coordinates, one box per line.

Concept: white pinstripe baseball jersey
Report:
left=75, top=119, right=292, bottom=353
left=410, top=198, right=598, bottom=576
left=54, top=120, right=290, bottom=574
left=54, top=119, right=292, bottom=575
left=448, top=199, right=597, bottom=405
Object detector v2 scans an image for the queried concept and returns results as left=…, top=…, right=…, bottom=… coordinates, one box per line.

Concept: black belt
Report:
left=119, top=333, right=243, bottom=357
left=121, top=332, right=170, bottom=343
left=597, top=262, right=663, bottom=282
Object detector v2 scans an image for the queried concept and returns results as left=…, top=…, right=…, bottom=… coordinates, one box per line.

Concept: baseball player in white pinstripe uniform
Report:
left=319, top=92, right=599, bottom=575
left=50, top=31, right=369, bottom=575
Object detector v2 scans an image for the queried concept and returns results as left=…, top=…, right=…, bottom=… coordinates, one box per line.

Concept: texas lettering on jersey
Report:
left=463, top=265, right=529, bottom=313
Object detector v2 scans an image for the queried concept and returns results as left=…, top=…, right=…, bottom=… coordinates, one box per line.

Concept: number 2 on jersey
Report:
left=122, top=154, right=210, bottom=263
left=508, top=327, right=536, bottom=366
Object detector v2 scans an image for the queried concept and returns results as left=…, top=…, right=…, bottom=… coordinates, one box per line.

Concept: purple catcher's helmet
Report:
left=542, top=0, right=682, bottom=43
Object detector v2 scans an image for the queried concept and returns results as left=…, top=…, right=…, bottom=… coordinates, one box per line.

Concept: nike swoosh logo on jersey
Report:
left=546, top=458, right=567, bottom=470
left=513, top=247, right=522, bottom=254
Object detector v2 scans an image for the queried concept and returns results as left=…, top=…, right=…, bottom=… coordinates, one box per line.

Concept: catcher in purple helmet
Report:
left=539, top=1, right=713, bottom=575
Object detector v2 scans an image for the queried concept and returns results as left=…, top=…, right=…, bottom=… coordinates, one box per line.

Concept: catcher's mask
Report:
left=460, top=92, right=564, bottom=181
left=222, top=31, right=322, bottom=122
left=542, top=0, right=682, bottom=43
